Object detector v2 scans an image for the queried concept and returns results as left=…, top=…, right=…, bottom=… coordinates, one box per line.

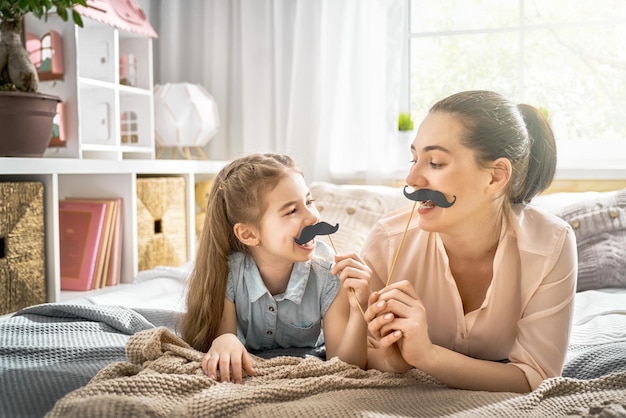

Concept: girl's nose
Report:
left=306, top=205, right=320, bottom=225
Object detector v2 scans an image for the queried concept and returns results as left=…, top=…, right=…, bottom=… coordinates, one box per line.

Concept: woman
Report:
left=364, top=90, right=577, bottom=393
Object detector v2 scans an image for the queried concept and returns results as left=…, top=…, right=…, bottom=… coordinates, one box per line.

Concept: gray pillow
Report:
left=554, top=188, right=626, bottom=292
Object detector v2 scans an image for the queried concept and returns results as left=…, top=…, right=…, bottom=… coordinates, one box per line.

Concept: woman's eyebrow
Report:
left=411, top=144, right=451, bottom=154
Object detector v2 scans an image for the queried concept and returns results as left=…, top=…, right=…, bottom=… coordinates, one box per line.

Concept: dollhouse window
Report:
left=121, top=111, right=139, bottom=144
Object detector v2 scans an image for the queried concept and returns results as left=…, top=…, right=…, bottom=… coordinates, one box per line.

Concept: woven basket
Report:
left=0, top=182, right=46, bottom=315
left=136, top=177, right=187, bottom=271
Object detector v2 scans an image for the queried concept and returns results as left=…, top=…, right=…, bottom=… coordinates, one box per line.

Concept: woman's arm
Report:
left=368, top=281, right=531, bottom=392
left=507, top=226, right=578, bottom=389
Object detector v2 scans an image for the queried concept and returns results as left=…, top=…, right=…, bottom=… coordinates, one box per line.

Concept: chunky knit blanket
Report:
left=46, top=326, right=626, bottom=418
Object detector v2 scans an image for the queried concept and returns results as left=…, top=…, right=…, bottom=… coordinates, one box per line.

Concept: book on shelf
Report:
left=59, top=200, right=108, bottom=291
left=105, top=198, right=123, bottom=287
left=59, top=197, right=123, bottom=291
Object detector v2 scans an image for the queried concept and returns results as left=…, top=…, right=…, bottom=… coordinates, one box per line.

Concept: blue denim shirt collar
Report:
left=243, top=254, right=311, bottom=304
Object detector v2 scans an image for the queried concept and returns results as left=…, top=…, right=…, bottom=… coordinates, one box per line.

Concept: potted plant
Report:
left=398, top=111, right=414, bottom=132
left=395, top=111, right=415, bottom=167
left=0, top=0, right=86, bottom=157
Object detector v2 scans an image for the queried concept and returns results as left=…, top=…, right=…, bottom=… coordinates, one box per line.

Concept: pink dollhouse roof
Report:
left=74, top=0, right=158, bottom=38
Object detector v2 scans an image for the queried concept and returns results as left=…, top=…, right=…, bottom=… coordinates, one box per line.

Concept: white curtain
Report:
left=151, top=0, right=405, bottom=183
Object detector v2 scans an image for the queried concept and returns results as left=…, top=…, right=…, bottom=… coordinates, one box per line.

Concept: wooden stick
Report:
left=385, top=201, right=417, bottom=287
left=327, top=235, right=366, bottom=319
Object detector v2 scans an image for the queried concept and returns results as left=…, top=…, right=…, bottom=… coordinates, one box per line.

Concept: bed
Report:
left=1, top=182, right=625, bottom=418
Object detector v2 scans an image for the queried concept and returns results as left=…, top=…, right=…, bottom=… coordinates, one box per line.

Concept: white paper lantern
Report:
left=153, top=83, right=220, bottom=152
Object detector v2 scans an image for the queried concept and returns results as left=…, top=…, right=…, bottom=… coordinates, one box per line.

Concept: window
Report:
left=407, top=0, right=626, bottom=170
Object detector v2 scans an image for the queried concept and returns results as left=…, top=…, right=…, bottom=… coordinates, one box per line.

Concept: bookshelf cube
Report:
left=0, top=182, right=46, bottom=315
left=136, top=177, right=187, bottom=271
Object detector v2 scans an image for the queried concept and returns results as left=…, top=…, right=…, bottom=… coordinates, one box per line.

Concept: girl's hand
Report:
left=201, top=333, right=256, bottom=383
left=332, top=252, right=372, bottom=312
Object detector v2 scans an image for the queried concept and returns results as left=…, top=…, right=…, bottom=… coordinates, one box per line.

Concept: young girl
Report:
left=181, top=153, right=370, bottom=383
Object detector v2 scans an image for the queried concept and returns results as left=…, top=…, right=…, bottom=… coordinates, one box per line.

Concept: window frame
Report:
left=403, top=0, right=626, bottom=181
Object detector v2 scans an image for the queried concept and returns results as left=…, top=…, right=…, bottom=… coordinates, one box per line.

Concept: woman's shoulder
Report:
left=511, top=203, right=574, bottom=253
left=514, top=203, right=570, bottom=229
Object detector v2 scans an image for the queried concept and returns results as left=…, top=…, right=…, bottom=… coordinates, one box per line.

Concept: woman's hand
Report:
left=365, top=280, right=434, bottom=372
left=201, top=333, right=256, bottom=383
left=332, top=252, right=372, bottom=312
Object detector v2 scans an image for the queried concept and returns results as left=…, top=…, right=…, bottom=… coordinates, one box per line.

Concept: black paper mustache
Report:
left=294, top=222, right=339, bottom=245
left=403, top=186, right=457, bottom=208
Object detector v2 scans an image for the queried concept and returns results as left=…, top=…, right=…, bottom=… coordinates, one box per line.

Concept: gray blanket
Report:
left=1, top=302, right=625, bottom=418
left=0, top=303, right=175, bottom=418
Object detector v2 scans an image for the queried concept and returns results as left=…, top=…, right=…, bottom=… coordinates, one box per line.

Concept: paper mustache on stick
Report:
left=294, top=222, right=339, bottom=245
left=384, top=187, right=456, bottom=287
left=403, top=186, right=457, bottom=208
left=296, top=221, right=365, bottom=318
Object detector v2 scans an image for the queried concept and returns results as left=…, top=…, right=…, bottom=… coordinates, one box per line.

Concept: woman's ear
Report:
left=489, top=158, right=511, bottom=192
left=233, top=223, right=260, bottom=247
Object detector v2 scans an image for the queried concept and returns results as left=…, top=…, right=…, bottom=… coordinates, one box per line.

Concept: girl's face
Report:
left=254, top=171, right=320, bottom=263
left=406, top=111, right=495, bottom=232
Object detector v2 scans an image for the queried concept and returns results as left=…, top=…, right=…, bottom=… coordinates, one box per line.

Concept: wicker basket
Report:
left=136, top=177, right=187, bottom=271
left=0, top=182, right=46, bottom=315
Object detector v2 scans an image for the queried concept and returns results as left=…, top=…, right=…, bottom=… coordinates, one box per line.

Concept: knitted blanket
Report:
left=46, top=327, right=626, bottom=418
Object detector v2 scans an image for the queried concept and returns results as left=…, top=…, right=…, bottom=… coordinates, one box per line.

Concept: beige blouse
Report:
left=361, top=203, right=578, bottom=390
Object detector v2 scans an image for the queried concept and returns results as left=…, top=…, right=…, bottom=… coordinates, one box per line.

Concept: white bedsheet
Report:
left=569, top=287, right=626, bottom=346
left=85, top=263, right=191, bottom=312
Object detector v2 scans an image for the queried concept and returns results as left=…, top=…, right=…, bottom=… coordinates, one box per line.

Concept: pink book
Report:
left=59, top=200, right=108, bottom=291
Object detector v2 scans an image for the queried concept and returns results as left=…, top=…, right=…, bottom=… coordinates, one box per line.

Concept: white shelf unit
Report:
left=0, top=158, right=228, bottom=303
left=24, top=13, right=155, bottom=160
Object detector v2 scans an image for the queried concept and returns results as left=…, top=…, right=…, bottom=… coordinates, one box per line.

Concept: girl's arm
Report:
left=201, top=298, right=256, bottom=383
left=324, top=253, right=370, bottom=369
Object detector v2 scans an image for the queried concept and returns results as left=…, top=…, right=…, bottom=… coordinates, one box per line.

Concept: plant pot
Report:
left=0, top=91, right=61, bottom=157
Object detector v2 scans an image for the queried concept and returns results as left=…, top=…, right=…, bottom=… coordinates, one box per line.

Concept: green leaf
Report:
left=398, top=112, right=414, bottom=131
left=71, top=9, right=83, bottom=26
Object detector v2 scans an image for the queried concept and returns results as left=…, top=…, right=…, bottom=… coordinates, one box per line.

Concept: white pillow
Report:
left=309, top=182, right=410, bottom=254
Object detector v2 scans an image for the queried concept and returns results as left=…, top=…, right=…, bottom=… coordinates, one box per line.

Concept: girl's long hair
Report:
left=181, top=153, right=299, bottom=352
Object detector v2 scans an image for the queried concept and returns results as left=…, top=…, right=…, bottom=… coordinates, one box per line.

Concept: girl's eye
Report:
left=307, top=198, right=315, bottom=206
left=430, top=161, right=443, bottom=169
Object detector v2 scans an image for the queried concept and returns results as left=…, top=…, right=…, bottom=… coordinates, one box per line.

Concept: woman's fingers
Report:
left=367, top=309, right=395, bottom=339
left=377, top=280, right=420, bottom=305
left=364, top=295, right=386, bottom=323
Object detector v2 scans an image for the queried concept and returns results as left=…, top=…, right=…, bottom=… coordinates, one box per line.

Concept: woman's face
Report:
left=406, top=111, right=495, bottom=232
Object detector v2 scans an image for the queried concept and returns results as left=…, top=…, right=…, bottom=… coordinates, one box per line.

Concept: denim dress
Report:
left=226, top=241, right=340, bottom=351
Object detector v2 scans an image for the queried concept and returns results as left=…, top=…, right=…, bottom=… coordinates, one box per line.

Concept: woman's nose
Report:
left=405, top=162, right=428, bottom=189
